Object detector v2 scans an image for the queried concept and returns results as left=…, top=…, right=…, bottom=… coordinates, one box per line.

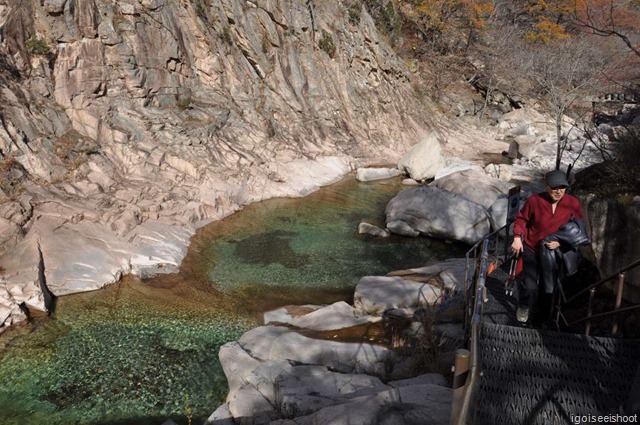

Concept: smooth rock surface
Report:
left=398, top=134, right=446, bottom=181
left=387, top=258, right=466, bottom=291
left=356, top=167, right=402, bottom=182
left=429, top=169, right=513, bottom=209
left=354, top=276, right=442, bottom=315
left=358, top=222, right=391, bottom=238
left=385, top=186, right=490, bottom=244
left=238, top=325, right=392, bottom=377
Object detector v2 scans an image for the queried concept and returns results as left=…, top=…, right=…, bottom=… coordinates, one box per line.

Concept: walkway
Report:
left=472, top=266, right=640, bottom=425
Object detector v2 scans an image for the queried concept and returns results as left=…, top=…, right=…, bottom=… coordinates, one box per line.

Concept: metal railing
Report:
left=554, top=258, right=640, bottom=336
left=453, top=224, right=508, bottom=425
left=452, top=239, right=491, bottom=425
left=463, top=224, right=508, bottom=335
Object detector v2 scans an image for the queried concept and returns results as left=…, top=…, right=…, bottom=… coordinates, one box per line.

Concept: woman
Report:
left=511, top=169, right=584, bottom=323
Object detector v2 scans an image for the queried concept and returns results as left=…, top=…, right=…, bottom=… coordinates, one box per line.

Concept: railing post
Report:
left=585, top=287, right=596, bottom=336
left=611, top=273, right=625, bottom=335
left=451, top=349, right=471, bottom=425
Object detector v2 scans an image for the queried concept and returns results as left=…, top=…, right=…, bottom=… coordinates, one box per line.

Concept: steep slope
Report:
left=0, top=0, right=435, bottom=330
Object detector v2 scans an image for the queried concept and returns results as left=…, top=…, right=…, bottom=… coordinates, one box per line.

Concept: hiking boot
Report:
left=516, top=307, right=529, bottom=323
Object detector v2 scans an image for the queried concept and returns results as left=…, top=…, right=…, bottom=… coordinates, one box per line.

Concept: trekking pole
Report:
left=505, top=253, right=520, bottom=296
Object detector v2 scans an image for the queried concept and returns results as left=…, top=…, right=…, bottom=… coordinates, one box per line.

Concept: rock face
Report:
left=0, top=0, right=434, bottom=331
left=385, top=186, right=490, bottom=244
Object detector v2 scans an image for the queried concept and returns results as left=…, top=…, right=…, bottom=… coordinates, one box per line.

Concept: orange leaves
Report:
left=462, top=0, right=495, bottom=29
left=525, top=0, right=576, bottom=43
left=525, top=0, right=640, bottom=49
left=526, top=19, right=571, bottom=43
left=415, top=0, right=494, bottom=32
left=415, top=0, right=462, bottom=32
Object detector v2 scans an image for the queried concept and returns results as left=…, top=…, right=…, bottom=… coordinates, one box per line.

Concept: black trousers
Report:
left=518, top=245, right=539, bottom=308
left=518, top=245, right=554, bottom=322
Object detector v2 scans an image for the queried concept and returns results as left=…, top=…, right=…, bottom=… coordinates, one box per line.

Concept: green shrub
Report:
left=348, top=3, right=362, bottom=25
left=219, top=27, right=232, bottom=45
left=318, top=30, right=336, bottom=58
left=382, top=1, right=401, bottom=42
left=261, top=35, right=271, bottom=54
left=177, top=97, right=192, bottom=110
left=360, top=0, right=403, bottom=45
left=25, top=37, right=49, bottom=55
left=194, top=0, right=206, bottom=18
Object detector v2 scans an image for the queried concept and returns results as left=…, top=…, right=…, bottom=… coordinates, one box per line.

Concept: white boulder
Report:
left=398, top=134, right=446, bottom=181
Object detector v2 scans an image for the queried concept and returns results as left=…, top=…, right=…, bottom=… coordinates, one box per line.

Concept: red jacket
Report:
left=513, top=192, right=583, bottom=252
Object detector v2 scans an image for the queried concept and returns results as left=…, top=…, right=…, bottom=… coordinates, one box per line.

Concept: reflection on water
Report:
left=0, top=176, right=467, bottom=425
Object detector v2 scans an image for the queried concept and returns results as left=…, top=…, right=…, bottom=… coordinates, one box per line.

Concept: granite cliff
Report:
left=0, top=0, right=440, bottom=330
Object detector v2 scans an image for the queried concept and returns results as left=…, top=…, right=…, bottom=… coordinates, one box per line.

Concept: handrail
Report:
left=555, top=257, right=640, bottom=336
left=453, top=223, right=510, bottom=425
left=463, top=224, right=507, bottom=334
left=563, top=304, right=640, bottom=327
left=564, top=258, right=640, bottom=304
left=453, top=239, right=490, bottom=425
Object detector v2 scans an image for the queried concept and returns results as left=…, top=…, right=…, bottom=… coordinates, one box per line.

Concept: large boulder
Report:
left=237, top=325, right=392, bottom=377
left=387, top=258, right=467, bottom=291
left=385, top=186, right=490, bottom=244
left=270, top=383, right=451, bottom=425
left=264, top=301, right=381, bottom=331
left=354, top=276, right=442, bottom=315
left=398, top=134, right=446, bottom=181
left=429, top=169, right=513, bottom=209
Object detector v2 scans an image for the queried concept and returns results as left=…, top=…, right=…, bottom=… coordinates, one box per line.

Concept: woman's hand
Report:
left=545, top=241, right=560, bottom=250
left=511, top=237, right=523, bottom=255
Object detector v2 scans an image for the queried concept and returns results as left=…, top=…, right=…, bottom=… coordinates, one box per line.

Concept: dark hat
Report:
left=545, top=170, right=569, bottom=188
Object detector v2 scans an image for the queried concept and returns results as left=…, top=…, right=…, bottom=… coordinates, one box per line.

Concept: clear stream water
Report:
left=0, top=176, right=467, bottom=425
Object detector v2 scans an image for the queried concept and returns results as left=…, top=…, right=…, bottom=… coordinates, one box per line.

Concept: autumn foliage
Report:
left=525, top=0, right=640, bottom=52
left=414, top=0, right=494, bottom=31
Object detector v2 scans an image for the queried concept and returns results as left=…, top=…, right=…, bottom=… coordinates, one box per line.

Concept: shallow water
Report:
left=0, top=176, right=467, bottom=425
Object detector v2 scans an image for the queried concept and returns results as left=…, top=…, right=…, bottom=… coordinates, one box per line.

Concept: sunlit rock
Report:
left=354, top=276, right=442, bottom=315
left=358, top=222, right=390, bottom=238
left=387, top=258, right=466, bottom=291
left=385, top=186, right=490, bottom=244
left=238, top=325, right=391, bottom=377
left=355, top=167, right=401, bottom=182
left=398, top=133, right=446, bottom=181
left=429, top=169, right=513, bottom=209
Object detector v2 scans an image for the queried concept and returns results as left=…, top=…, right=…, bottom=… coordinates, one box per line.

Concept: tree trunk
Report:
left=555, top=109, right=563, bottom=170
